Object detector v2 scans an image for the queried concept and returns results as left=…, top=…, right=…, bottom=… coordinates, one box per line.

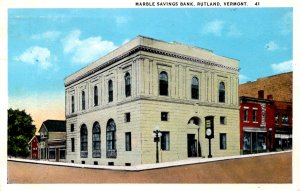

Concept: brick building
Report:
left=274, top=101, right=292, bottom=150
left=239, top=96, right=275, bottom=154
left=239, top=72, right=292, bottom=102
left=64, top=36, right=240, bottom=166
left=239, top=72, right=293, bottom=152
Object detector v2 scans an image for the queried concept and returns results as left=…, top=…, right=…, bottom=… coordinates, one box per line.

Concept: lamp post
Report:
left=153, top=126, right=162, bottom=163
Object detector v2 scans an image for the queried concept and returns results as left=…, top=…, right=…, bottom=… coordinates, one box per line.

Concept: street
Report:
left=7, top=151, right=291, bottom=183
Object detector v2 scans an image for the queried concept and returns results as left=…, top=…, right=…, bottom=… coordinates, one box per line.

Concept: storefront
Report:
left=243, top=128, right=267, bottom=154
left=48, top=140, right=66, bottom=162
left=275, top=128, right=292, bottom=150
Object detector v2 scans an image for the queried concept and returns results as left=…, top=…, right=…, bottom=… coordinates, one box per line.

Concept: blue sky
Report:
left=8, top=8, right=293, bottom=128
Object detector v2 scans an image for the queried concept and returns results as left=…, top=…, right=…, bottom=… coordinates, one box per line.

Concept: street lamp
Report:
left=153, top=126, right=162, bottom=163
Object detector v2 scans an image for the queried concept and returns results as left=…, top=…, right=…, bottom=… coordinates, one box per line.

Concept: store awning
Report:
left=243, top=127, right=267, bottom=133
left=275, top=134, right=292, bottom=139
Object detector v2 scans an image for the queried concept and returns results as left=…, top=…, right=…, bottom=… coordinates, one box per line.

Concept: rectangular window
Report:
left=82, top=91, right=86, bottom=110
left=243, top=108, right=249, bottom=122
left=49, top=148, right=55, bottom=159
left=125, top=132, right=132, bottom=151
left=94, top=86, right=98, bottom=106
left=220, top=133, right=227, bottom=150
left=71, top=138, right=75, bottom=152
left=161, top=112, right=169, bottom=121
left=220, top=116, right=226, bottom=125
left=94, top=161, right=98, bottom=165
left=253, top=109, right=258, bottom=122
left=60, top=149, right=66, bottom=159
left=125, top=112, right=131, bottom=122
left=108, top=162, right=114, bottom=166
left=282, top=114, right=289, bottom=124
left=71, top=96, right=75, bottom=113
left=71, top=124, right=74, bottom=132
left=108, top=80, right=113, bottom=102
left=161, top=132, right=170, bottom=151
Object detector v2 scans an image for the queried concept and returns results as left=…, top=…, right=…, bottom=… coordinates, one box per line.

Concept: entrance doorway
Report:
left=187, top=134, right=197, bottom=157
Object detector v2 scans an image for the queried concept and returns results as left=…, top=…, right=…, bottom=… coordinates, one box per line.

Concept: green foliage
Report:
left=8, top=108, right=36, bottom=157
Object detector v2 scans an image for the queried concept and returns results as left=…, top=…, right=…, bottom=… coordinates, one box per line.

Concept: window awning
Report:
left=243, top=127, right=267, bottom=133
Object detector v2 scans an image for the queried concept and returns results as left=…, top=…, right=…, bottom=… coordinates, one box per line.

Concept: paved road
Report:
left=7, top=152, right=291, bottom=183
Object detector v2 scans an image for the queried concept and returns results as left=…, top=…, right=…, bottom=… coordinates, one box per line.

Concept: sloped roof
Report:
left=42, top=120, right=66, bottom=132
left=28, top=135, right=41, bottom=144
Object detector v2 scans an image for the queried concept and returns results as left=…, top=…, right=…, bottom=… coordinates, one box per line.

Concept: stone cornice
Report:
left=65, top=45, right=239, bottom=87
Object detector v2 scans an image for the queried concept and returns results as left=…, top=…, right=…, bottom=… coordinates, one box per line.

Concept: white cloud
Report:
left=15, top=46, right=52, bottom=69
left=271, top=60, right=293, bottom=73
left=265, top=41, right=279, bottom=51
left=31, top=31, right=61, bottom=41
left=280, top=12, right=292, bottom=35
left=62, top=30, right=117, bottom=65
left=202, top=20, right=225, bottom=36
left=239, top=74, right=250, bottom=84
left=202, top=20, right=242, bottom=38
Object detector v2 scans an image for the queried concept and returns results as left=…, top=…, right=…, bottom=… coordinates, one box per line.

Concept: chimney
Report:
left=258, top=90, right=264, bottom=99
left=267, top=94, right=273, bottom=100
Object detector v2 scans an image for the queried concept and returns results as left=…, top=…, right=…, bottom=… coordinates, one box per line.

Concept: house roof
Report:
left=28, top=135, right=41, bottom=144
left=42, top=120, right=66, bottom=132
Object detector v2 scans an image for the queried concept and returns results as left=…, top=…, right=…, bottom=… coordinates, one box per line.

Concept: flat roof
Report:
left=65, top=36, right=239, bottom=87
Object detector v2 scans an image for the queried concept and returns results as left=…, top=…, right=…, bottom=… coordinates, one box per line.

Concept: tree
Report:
left=8, top=108, right=36, bottom=157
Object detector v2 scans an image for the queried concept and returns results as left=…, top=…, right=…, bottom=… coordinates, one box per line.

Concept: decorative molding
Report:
left=66, top=95, right=239, bottom=118
left=65, top=45, right=238, bottom=87
left=90, top=77, right=99, bottom=83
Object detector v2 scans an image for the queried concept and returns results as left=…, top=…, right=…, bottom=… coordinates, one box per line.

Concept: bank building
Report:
left=64, top=36, right=240, bottom=166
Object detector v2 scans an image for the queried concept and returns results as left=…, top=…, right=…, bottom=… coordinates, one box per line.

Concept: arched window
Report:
left=106, top=119, right=117, bottom=158
left=92, top=122, right=101, bottom=158
left=159, top=71, right=168, bottom=96
left=125, top=72, right=131, bottom=97
left=108, top=80, right=113, bottom=102
left=71, top=95, right=75, bottom=113
left=191, top=77, right=199, bottom=99
left=94, top=86, right=98, bottom=106
left=80, top=124, right=88, bottom=158
left=219, top=82, right=225, bottom=103
left=82, top=91, right=86, bottom=110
